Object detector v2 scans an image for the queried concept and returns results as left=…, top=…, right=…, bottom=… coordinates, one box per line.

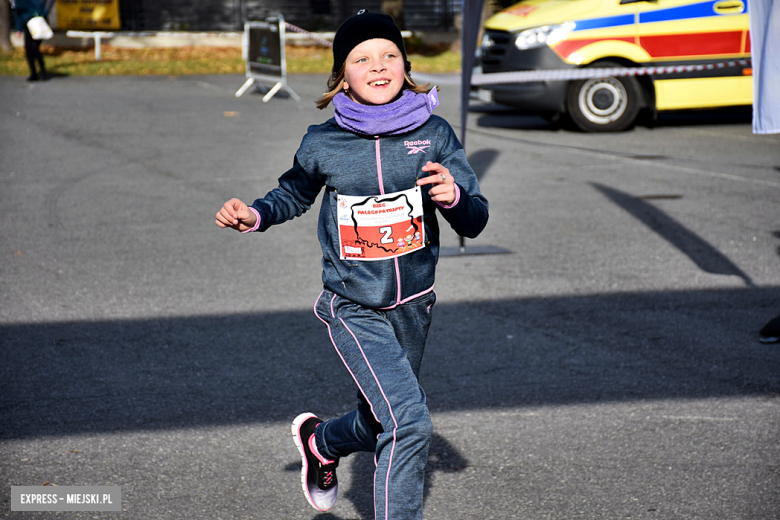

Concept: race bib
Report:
left=337, top=187, right=425, bottom=261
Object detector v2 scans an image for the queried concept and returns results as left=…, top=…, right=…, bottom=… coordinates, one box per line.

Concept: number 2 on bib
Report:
left=379, top=226, right=393, bottom=244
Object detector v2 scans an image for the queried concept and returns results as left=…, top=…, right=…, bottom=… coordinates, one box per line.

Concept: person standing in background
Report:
left=11, top=0, right=50, bottom=81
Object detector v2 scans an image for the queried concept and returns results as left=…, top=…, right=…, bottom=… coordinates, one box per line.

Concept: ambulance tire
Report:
left=566, top=62, right=641, bottom=132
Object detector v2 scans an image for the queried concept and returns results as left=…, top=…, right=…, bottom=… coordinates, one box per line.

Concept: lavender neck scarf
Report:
left=332, top=88, right=440, bottom=136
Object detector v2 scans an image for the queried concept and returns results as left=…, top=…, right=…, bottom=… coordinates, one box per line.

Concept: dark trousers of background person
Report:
left=23, top=25, right=47, bottom=80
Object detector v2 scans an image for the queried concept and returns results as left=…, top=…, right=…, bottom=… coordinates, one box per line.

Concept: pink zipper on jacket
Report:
left=375, top=136, right=403, bottom=306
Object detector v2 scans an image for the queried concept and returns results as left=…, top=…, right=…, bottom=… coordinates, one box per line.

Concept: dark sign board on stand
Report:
left=248, top=22, right=282, bottom=77
left=236, top=15, right=300, bottom=102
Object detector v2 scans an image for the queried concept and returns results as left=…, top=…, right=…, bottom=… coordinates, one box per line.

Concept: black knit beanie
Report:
left=331, top=10, right=407, bottom=74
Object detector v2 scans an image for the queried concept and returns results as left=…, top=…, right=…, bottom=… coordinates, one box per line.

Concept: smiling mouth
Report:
left=369, top=80, right=391, bottom=86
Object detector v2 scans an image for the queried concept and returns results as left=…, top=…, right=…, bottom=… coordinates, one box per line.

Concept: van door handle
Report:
left=713, top=0, right=745, bottom=14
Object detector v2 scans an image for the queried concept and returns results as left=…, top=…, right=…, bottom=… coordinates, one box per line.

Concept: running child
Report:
left=215, top=10, right=489, bottom=520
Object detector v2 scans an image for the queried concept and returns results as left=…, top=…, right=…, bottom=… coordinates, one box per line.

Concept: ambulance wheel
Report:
left=566, top=62, right=641, bottom=132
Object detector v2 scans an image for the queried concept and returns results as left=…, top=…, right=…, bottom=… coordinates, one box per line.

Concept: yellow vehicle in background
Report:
left=479, top=0, right=753, bottom=131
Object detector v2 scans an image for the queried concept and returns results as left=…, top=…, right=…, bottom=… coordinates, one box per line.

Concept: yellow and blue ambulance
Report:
left=479, top=0, right=752, bottom=131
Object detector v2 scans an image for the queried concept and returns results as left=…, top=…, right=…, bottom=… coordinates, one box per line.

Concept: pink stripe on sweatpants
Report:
left=339, top=316, right=398, bottom=520
left=313, top=291, right=382, bottom=518
left=313, top=292, right=382, bottom=426
left=379, top=284, right=435, bottom=310
left=313, top=290, right=400, bottom=520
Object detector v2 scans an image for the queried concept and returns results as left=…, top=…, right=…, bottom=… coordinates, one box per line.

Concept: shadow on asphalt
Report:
left=467, top=148, right=500, bottom=182
left=3, top=287, right=779, bottom=518
left=3, top=287, right=779, bottom=440
left=592, top=183, right=755, bottom=286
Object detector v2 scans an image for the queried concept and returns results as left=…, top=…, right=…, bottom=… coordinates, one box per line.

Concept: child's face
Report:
left=343, top=38, right=405, bottom=106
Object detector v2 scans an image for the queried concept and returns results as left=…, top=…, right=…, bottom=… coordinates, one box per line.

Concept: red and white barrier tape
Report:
left=283, top=22, right=751, bottom=85
left=416, top=59, right=752, bottom=85
left=284, top=22, right=334, bottom=48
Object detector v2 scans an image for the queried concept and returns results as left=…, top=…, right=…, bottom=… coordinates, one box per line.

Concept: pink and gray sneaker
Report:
left=291, top=413, right=339, bottom=512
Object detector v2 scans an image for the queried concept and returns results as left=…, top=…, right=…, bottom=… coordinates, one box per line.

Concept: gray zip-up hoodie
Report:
left=248, top=114, right=489, bottom=309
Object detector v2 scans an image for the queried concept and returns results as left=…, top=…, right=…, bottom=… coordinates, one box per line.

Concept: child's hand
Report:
left=215, top=198, right=257, bottom=232
left=417, top=162, right=456, bottom=205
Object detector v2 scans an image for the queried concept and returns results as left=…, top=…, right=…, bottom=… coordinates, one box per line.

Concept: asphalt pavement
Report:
left=1, top=73, right=779, bottom=519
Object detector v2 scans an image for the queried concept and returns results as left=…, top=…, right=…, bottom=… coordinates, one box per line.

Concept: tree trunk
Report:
left=0, top=0, right=12, bottom=53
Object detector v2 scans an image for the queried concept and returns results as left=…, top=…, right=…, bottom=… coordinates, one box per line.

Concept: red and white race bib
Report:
left=337, top=187, right=425, bottom=261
